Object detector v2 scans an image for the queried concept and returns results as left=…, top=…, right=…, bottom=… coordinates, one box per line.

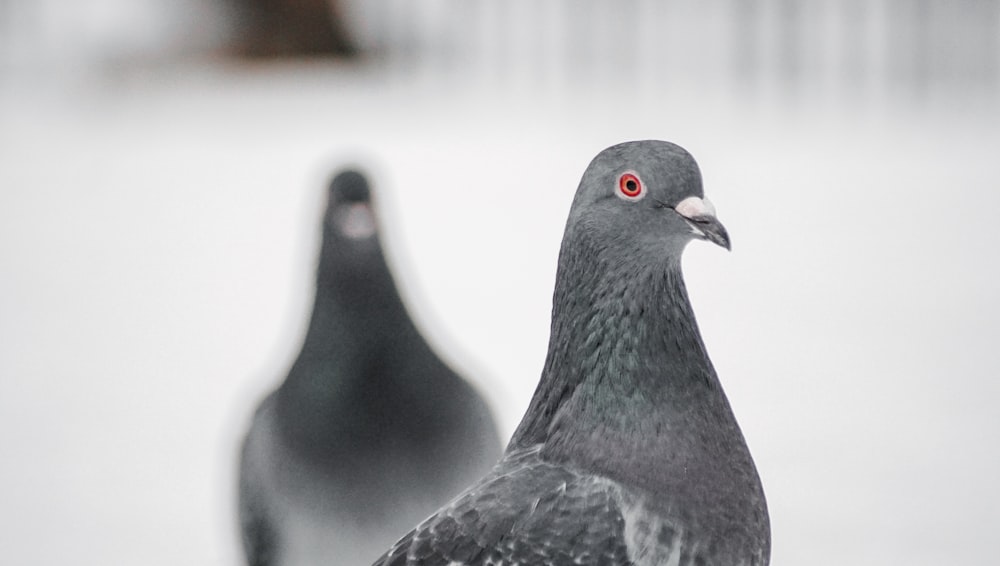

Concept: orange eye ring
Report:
left=617, top=172, right=644, bottom=200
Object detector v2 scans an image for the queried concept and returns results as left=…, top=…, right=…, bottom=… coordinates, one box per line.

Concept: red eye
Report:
left=617, top=172, right=644, bottom=200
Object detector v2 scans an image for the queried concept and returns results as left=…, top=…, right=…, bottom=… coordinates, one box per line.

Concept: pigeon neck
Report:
left=510, top=232, right=746, bottom=493
left=276, top=239, right=419, bottom=443
left=301, top=242, right=412, bottom=357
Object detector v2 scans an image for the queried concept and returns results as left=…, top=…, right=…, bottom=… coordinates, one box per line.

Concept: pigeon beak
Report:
left=335, top=202, right=378, bottom=240
left=673, top=196, right=731, bottom=251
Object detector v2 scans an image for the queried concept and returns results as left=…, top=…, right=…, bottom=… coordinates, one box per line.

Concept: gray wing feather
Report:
left=238, top=436, right=277, bottom=566
left=238, top=396, right=280, bottom=566
left=373, top=448, right=633, bottom=566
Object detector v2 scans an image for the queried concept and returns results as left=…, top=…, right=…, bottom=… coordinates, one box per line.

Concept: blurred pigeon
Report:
left=374, top=141, right=770, bottom=566
left=238, top=169, right=502, bottom=566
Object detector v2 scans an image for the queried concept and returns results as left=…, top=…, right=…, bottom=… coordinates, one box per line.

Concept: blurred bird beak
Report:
left=336, top=202, right=377, bottom=239
left=673, top=196, right=731, bottom=251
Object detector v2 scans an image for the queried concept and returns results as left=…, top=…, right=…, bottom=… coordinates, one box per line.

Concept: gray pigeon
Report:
left=238, top=169, right=503, bottom=566
left=373, top=141, right=770, bottom=566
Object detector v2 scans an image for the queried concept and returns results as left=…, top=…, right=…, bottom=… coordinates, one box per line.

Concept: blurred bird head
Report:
left=325, top=169, right=378, bottom=242
left=317, top=168, right=390, bottom=292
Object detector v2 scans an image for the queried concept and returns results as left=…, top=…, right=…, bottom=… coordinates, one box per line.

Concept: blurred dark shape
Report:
left=238, top=169, right=502, bottom=566
left=225, top=0, right=358, bottom=58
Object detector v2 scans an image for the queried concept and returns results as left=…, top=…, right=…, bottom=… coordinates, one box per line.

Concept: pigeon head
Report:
left=317, top=168, right=389, bottom=292
left=568, top=140, right=730, bottom=260
left=325, top=169, right=378, bottom=242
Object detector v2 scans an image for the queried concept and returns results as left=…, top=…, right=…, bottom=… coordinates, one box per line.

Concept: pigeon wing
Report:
left=373, top=447, right=633, bottom=566
left=238, top=409, right=279, bottom=566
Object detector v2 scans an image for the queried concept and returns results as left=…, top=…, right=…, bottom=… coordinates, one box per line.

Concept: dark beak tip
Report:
left=709, top=232, right=732, bottom=252
left=718, top=226, right=732, bottom=251
left=689, top=215, right=731, bottom=251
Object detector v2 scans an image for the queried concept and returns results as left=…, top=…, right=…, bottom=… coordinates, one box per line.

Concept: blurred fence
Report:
left=350, top=0, right=1000, bottom=94
left=2, top=0, right=998, bottom=94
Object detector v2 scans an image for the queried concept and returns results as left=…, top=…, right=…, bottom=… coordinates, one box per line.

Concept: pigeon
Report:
left=238, top=169, right=503, bottom=566
left=373, top=141, right=770, bottom=566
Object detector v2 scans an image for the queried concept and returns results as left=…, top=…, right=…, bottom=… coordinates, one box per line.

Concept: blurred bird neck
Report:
left=300, top=243, right=411, bottom=359
left=275, top=244, right=420, bottom=449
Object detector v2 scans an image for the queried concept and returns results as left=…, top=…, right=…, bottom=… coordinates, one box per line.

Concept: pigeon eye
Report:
left=617, top=172, right=644, bottom=201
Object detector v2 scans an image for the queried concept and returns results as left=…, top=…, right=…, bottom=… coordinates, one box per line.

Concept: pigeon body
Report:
left=239, top=170, right=502, bottom=566
left=374, top=141, right=769, bottom=566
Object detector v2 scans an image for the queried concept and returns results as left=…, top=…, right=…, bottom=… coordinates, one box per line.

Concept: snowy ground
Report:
left=1, top=60, right=998, bottom=565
